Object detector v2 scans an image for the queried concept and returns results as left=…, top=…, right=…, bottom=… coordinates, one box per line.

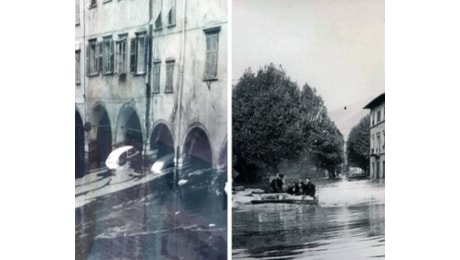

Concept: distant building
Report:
left=364, top=93, right=385, bottom=179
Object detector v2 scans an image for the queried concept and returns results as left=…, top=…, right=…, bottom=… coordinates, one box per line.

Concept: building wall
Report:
left=75, top=0, right=228, bottom=174
left=150, top=0, right=227, bottom=168
left=369, top=102, right=385, bottom=179
left=75, top=0, right=85, bottom=122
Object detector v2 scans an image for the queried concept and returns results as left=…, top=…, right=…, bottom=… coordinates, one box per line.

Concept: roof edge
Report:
left=364, top=93, right=385, bottom=109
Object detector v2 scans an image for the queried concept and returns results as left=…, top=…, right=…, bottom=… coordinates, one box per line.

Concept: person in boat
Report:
left=295, top=181, right=304, bottom=195
left=269, top=173, right=285, bottom=193
left=302, top=177, right=316, bottom=198
left=287, top=181, right=298, bottom=195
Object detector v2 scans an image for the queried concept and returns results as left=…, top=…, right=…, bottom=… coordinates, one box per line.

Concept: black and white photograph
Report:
left=75, top=0, right=228, bottom=259
left=231, top=0, right=385, bottom=259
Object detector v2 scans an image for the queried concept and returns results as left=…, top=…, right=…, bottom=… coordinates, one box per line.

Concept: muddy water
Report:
left=232, top=179, right=385, bottom=259
left=75, top=165, right=227, bottom=260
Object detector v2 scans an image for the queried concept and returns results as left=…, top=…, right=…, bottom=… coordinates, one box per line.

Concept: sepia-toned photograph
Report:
left=231, top=0, right=385, bottom=259
left=75, top=0, right=228, bottom=259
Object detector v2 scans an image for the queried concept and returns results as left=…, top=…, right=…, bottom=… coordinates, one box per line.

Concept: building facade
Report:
left=75, top=0, right=228, bottom=178
left=364, top=93, right=385, bottom=179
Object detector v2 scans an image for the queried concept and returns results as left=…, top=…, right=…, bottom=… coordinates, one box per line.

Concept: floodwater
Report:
left=232, top=178, right=385, bottom=259
left=75, top=163, right=227, bottom=260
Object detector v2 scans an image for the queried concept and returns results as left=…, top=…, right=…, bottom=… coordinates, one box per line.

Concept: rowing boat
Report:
left=250, top=193, right=319, bottom=205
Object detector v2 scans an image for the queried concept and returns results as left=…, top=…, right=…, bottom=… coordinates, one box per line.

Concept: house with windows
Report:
left=75, top=0, right=228, bottom=177
left=364, top=93, right=385, bottom=179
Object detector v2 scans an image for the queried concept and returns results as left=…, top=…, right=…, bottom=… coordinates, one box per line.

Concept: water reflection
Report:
left=233, top=179, right=385, bottom=259
left=75, top=162, right=227, bottom=259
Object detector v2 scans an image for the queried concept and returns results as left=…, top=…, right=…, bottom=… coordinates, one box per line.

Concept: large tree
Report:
left=347, top=115, right=370, bottom=173
left=299, top=84, right=344, bottom=178
left=233, top=64, right=344, bottom=182
left=233, top=64, right=304, bottom=176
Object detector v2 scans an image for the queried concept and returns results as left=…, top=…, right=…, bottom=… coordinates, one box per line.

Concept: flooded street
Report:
left=232, top=179, right=385, bottom=259
left=75, top=164, right=227, bottom=260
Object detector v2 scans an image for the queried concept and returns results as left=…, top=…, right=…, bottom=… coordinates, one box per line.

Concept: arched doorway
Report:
left=149, top=123, right=174, bottom=163
left=89, top=105, right=112, bottom=170
left=183, top=127, right=212, bottom=168
left=115, top=106, right=143, bottom=151
left=75, top=111, right=85, bottom=178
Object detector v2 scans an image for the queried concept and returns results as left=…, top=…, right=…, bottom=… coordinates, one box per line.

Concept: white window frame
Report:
left=102, top=36, right=114, bottom=75
left=130, top=32, right=148, bottom=75
left=152, top=60, right=161, bottom=93
left=76, top=50, right=81, bottom=84
left=87, top=39, right=99, bottom=76
left=165, top=59, right=175, bottom=93
left=203, top=27, right=220, bottom=81
left=116, top=35, right=128, bottom=75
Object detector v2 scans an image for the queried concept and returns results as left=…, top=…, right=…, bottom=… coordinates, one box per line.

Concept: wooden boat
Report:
left=250, top=193, right=319, bottom=205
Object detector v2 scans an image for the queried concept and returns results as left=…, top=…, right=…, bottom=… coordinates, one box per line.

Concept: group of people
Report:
left=269, top=173, right=316, bottom=198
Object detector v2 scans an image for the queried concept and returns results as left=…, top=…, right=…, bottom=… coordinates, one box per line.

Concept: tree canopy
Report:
left=346, top=115, right=370, bottom=173
left=233, top=64, right=344, bottom=182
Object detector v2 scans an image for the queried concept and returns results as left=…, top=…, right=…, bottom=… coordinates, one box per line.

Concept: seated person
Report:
left=287, top=181, right=297, bottom=195
left=269, top=173, right=285, bottom=193
left=294, top=181, right=304, bottom=195
left=302, top=177, right=316, bottom=198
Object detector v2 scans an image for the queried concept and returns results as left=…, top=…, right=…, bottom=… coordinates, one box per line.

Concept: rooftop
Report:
left=363, top=93, right=385, bottom=109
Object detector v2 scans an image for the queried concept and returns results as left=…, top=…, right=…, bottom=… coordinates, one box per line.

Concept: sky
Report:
left=233, top=0, right=385, bottom=138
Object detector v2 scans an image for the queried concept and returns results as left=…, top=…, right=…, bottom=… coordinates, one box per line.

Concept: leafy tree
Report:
left=299, top=84, right=344, bottom=178
left=347, top=115, right=370, bottom=173
left=233, top=64, right=344, bottom=182
left=233, top=64, right=304, bottom=178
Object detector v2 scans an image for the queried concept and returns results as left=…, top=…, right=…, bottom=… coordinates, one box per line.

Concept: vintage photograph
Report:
left=75, top=0, right=228, bottom=259
left=232, top=0, right=385, bottom=259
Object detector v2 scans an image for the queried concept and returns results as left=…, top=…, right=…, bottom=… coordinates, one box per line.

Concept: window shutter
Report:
left=110, top=39, right=114, bottom=73
left=143, top=36, right=149, bottom=73
left=211, top=52, right=217, bottom=78
left=212, top=34, right=218, bottom=77
left=117, top=40, right=125, bottom=74
left=116, top=41, right=120, bottom=74
left=86, top=43, right=90, bottom=75
left=97, top=42, right=103, bottom=74
left=130, top=38, right=137, bottom=73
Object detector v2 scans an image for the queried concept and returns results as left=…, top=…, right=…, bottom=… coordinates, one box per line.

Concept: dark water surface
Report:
left=232, top=179, right=385, bottom=259
left=75, top=165, right=227, bottom=260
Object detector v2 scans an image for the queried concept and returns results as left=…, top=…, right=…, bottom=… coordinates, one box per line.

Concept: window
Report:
left=154, top=0, right=162, bottom=30
left=130, top=33, right=148, bottom=74
left=371, top=134, right=375, bottom=153
left=75, top=0, right=80, bottom=25
left=87, top=39, right=100, bottom=75
left=102, top=36, right=114, bottom=74
left=76, top=50, right=81, bottom=84
left=376, top=133, right=381, bottom=153
left=377, top=110, right=381, bottom=123
left=167, top=1, right=176, bottom=27
left=383, top=130, right=385, bottom=150
left=116, top=36, right=127, bottom=75
left=165, top=60, right=175, bottom=93
left=155, top=13, right=162, bottom=30
left=152, top=61, right=161, bottom=93
left=203, top=27, right=220, bottom=80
